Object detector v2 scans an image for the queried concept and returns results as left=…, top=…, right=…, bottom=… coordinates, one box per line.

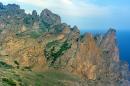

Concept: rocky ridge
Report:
left=0, top=3, right=129, bottom=86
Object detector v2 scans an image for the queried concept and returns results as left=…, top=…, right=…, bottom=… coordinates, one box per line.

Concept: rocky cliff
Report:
left=0, top=3, right=129, bottom=86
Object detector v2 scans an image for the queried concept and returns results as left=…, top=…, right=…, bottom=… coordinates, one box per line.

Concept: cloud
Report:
left=2, top=0, right=110, bottom=17
left=0, top=0, right=129, bottom=31
left=58, top=0, right=110, bottom=17
left=16, top=0, right=44, bottom=6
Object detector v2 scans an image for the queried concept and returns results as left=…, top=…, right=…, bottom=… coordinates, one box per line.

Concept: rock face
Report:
left=39, top=9, right=61, bottom=32
left=100, top=29, right=119, bottom=62
left=0, top=3, right=129, bottom=86
left=70, top=33, right=101, bottom=80
left=40, top=9, right=61, bottom=26
left=0, top=31, right=47, bottom=71
left=60, top=31, right=119, bottom=79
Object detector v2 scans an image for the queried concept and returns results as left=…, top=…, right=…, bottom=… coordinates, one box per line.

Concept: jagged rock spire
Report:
left=100, top=28, right=119, bottom=62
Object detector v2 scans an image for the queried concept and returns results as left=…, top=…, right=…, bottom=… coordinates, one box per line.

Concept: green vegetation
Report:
left=39, top=20, right=50, bottom=32
left=0, top=66, right=80, bottom=86
left=0, top=61, right=13, bottom=69
left=45, top=40, right=71, bottom=65
left=29, top=31, right=42, bottom=39
left=14, top=60, right=19, bottom=66
left=2, top=78, right=16, bottom=86
left=23, top=14, right=33, bottom=25
left=0, top=60, right=80, bottom=86
left=16, top=31, right=42, bottom=39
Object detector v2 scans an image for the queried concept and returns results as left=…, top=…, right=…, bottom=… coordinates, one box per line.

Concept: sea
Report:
left=117, top=31, right=130, bottom=64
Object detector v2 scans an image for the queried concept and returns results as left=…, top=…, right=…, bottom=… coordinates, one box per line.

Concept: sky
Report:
left=0, top=0, right=130, bottom=31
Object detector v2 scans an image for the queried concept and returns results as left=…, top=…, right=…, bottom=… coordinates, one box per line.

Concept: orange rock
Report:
left=64, top=33, right=102, bottom=80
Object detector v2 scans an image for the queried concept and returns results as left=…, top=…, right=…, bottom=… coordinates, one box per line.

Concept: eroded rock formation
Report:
left=0, top=3, right=129, bottom=86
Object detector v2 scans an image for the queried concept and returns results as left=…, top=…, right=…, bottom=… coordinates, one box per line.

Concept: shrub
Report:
left=45, top=40, right=71, bottom=65
left=2, top=78, right=16, bottom=86
left=0, top=61, right=13, bottom=69
left=30, top=31, right=41, bottom=39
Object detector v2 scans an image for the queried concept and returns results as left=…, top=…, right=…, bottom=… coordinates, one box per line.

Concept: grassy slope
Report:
left=0, top=67, right=80, bottom=86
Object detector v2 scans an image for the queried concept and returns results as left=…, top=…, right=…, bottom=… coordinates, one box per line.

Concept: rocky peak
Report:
left=6, top=4, right=20, bottom=10
left=41, top=9, right=52, bottom=15
left=67, top=25, right=80, bottom=41
left=0, top=3, right=20, bottom=10
left=100, top=28, right=119, bottom=62
left=81, top=33, right=93, bottom=43
left=107, top=28, right=116, bottom=33
left=72, top=26, right=80, bottom=35
left=40, top=9, right=61, bottom=26
left=72, top=26, right=79, bottom=33
left=94, top=33, right=103, bottom=46
left=32, top=10, right=38, bottom=16
left=0, top=2, right=4, bottom=9
left=0, top=3, right=25, bottom=19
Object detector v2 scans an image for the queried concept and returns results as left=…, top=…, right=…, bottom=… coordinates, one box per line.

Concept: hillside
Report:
left=0, top=3, right=130, bottom=86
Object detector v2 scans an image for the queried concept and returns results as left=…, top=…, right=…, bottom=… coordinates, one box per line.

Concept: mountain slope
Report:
left=0, top=3, right=129, bottom=86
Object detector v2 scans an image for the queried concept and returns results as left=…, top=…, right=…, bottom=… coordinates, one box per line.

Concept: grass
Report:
left=15, top=30, right=42, bottom=39
left=2, top=78, right=16, bottom=86
left=0, top=63, right=80, bottom=86
left=20, top=70, right=80, bottom=86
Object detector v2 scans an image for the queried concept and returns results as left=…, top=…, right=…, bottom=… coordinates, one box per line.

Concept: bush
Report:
left=45, top=40, right=71, bottom=65
left=0, top=61, right=13, bottom=69
left=30, top=31, right=41, bottom=39
left=2, top=78, right=16, bottom=86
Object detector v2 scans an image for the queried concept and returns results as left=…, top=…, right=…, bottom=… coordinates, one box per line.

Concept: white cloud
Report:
left=16, top=0, right=44, bottom=6
left=57, top=0, right=110, bottom=17
left=0, top=0, right=111, bottom=17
